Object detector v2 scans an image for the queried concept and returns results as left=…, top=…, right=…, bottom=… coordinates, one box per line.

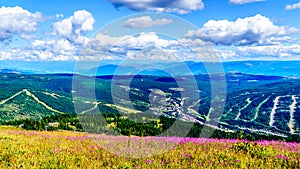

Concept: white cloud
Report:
left=19, top=34, right=36, bottom=40
left=0, top=6, right=43, bottom=41
left=185, top=14, right=298, bottom=46
left=0, top=51, right=13, bottom=60
left=79, top=32, right=224, bottom=61
left=30, top=39, right=78, bottom=61
left=55, top=14, right=64, bottom=19
left=285, top=2, right=300, bottom=10
left=52, top=10, right=95, bottom=44
left=238, top=44, right=300, bottom=57
left=216, top=49, right=237, bottom=59
left=3, top=31, right=188, bottom=61
left=123, top=16, right=174, bottom=29
left=81, top=32, right=181, bottom=60
left=229, top=0, right=265, bottom=5
left=4, top=29, right=300, bottom=61
left=1, top=39, right=78, bottom=61
left=107, top=0, right=204, bottom=14
left=93, top=32, right=178, bottom=52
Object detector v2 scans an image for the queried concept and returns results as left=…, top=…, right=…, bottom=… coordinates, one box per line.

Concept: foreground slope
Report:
left=0, top=126, right=299, bottom=168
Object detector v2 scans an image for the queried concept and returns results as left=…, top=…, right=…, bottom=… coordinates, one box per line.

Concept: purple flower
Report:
left=277, top=154, right=287, bottom=160
left=146, top=160, right=151, bottom=165
left=184, top=153, right=191, bottom=158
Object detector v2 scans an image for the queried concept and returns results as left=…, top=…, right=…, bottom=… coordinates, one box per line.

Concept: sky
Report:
left=1, top=0, right=300, bottom=61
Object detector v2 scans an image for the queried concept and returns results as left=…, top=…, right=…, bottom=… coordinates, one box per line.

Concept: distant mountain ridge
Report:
left=1, top=60, right=300, bottom=78
left=0, top=69, right=32, bottom=74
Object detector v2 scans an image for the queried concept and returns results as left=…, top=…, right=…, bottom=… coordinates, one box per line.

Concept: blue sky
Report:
left=1, top=0, right=300, bottom=61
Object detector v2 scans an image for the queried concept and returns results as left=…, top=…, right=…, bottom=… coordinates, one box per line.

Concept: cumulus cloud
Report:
left=4, top=29, right=300, bottom=61
left=1, top=39, right=78, bottom=61
left=0, top=6, right=43, bottom=42
left=238, top=44, right=300, bottom=57
left=229, top=0, right=265, bottom=5
left=123, top=16, right=174, bottom=29
left=52, top=10, right=95, bottom=44
left=31, top=39, right=77, bottom=60
left=81, top=32, right=181, bottom=60
left=0, top=51, right=13, bottom=60
left=185, top=14, right=298, bottom=46
left=79, top=32, right=223, bottom=61
left=216, top=49, right=237, bottom=59
left=285, top=2, right=300, bottom=10
left=107, top=0, right=204, bottom=14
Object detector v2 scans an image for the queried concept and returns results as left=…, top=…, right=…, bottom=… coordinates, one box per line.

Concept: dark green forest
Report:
left=3, top=112, right=299, bottom=142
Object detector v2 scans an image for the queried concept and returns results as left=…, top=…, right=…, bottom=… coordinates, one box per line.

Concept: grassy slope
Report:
left=0, top=126, right=299, bottom=168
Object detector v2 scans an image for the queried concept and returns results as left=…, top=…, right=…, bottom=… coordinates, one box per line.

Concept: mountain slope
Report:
left=0, top=72, right=299, bottom=138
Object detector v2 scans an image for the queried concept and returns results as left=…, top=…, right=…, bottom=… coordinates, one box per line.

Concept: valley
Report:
left=0, top=71, right=299, bottom=140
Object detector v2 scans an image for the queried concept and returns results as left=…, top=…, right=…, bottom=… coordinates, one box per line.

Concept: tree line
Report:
left=1, top=112, right=300, bottom=142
